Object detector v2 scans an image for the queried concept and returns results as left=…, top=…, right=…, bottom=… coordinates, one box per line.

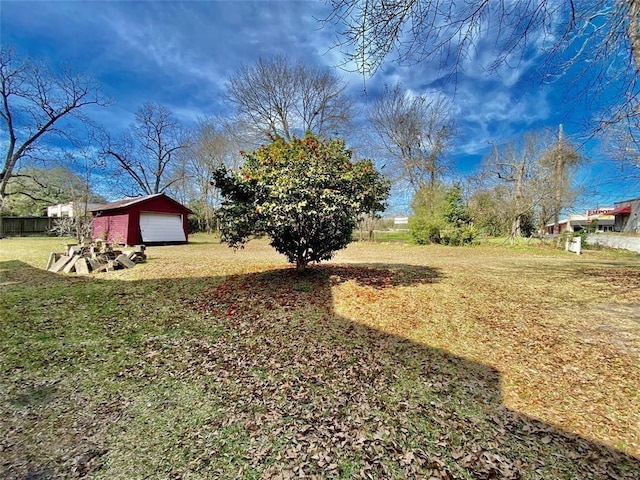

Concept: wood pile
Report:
left=46, top=240, right=147, bottom=275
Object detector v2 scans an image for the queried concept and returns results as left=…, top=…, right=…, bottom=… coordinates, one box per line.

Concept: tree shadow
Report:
left=1, top=260, right=639, bottom=478
left=189, top=263, right=640, bottom=477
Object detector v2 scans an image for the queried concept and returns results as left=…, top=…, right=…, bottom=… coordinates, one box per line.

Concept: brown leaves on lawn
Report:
left=581, top=266, right=640, bottom=300
left=3, top=240, right=640, bottom=479
left=143, top=263, right=640, bottom=478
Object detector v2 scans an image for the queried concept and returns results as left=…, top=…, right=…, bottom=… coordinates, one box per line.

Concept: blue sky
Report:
left=1, top=0, right=638, bottom=212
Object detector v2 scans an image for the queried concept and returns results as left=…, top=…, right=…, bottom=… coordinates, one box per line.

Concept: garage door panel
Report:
left=140, top=213, right=186, bottom=242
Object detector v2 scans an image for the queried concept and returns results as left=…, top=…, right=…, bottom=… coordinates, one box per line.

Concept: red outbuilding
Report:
left=90, top=193, right=193, bottom=245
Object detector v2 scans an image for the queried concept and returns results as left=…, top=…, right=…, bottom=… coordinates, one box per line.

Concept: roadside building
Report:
left=611, top=197, right=640, bottom=233
left=546, top=208, right=615, bottom=234
left=393, top=217, right=409, bottom=229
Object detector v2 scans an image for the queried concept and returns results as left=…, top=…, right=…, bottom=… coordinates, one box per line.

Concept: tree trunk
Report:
left=0, top=192, right=5, bottom=238
left=296, top=259, right=307, bottom=273
left=628, top=0, right=640, bottom=73
left=539, top=206, right=548, bottom=239
left=509, top=158, right=526, bottom=241
left=295, top=245, right=308, bottom=272
left=510, top=214, right=522, bottom=242
left=553, top=125, right=565, bottom=236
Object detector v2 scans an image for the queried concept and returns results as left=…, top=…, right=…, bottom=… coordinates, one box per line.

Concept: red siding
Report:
left=91, top=194, right=192, bottom=245
left=92, top=212, right=130, bottom=244
left=137, top=196, right=187, bottom=214
left=127, top=210, right=141, bottom=245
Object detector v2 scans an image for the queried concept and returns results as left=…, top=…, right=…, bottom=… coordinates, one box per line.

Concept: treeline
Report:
left=410, top=130, right=581, bottom=244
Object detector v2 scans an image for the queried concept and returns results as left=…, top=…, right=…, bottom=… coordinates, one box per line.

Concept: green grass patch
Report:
left=353, top=229, right=412, bottom=243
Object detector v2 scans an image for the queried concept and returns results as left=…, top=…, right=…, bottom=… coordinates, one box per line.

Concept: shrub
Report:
left=409, top=183, right=477, bottom=246
left=213, top=133, right=390, bottom=271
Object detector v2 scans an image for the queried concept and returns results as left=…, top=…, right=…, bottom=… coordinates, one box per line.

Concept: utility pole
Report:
left=553, top=124, right=564, bottom=236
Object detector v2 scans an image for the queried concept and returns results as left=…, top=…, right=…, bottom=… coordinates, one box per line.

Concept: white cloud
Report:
left=2, top=0, right=573, bottom=184
left=85, top=1, right=341, bottom=119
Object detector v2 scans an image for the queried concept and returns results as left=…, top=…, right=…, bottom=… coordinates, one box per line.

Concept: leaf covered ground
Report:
left=1, top=236, right=639, bottom=479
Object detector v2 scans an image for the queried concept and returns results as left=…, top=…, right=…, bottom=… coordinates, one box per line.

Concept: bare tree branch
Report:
left=0, top=46, right=107, bottom=214
left=225, top=55, right=352, bottom=142
left=325, top=0, right=640, bottom=133
left=100, top=102, right=189, bottom=196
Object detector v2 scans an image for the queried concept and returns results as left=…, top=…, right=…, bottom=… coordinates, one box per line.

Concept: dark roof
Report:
left=90, top=193, right=193, bottom=213
left=614, top=197, right=640, bottom=205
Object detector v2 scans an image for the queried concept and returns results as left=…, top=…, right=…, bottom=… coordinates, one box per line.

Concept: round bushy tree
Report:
left=409, top=183, right=477, bottom=246
left=213, top=133, right=389, bottom=271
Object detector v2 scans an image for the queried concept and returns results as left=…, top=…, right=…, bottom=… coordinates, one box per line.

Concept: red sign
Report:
left=586, top=208, right=614, bottom=216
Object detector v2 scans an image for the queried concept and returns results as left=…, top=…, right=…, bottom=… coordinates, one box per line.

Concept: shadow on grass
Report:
left=1, top=260, right=639, bottom=479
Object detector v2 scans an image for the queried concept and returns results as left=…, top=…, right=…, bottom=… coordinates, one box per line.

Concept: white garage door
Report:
left=139, top=213, right=186, bottom=242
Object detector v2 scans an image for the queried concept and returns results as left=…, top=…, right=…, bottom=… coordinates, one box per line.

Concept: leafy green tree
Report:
left=442, top=184, right=471, bottom=227
left=213, top=133, right=389, bottom=272
left=410, top=183, right=476, bottom=245
left=3, top=168, right=71, bottom=216
left=467, top=187, right=511, bottom=237
left=440, top=184, right=476, bottom=245
left=409, top=184, right=447, bottom=245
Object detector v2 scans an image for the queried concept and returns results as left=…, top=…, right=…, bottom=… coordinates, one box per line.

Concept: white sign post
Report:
left=566, top=236, right=582, bottom=255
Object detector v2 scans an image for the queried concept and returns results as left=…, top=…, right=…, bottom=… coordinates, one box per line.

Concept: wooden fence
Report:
left=0, top=217, right=56, bottom=237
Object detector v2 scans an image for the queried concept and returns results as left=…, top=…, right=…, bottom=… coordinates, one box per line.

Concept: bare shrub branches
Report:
left=0, top=46, right=107, bottom=212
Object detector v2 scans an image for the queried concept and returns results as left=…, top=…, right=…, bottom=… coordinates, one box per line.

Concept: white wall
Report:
left=586, top=234, right=640, bottom=254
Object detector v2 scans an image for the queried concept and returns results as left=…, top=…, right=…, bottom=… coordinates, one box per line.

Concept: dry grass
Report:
left=1, top=235, right=639, bottom=479
left=333, top=242, right=640, bottom=451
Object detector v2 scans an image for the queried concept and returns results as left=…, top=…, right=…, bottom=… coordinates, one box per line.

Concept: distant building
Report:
left=546, top=209, right=615, bottom=234
left=47, top=202, right=103, bottom=218
left=611, top=197, right=640, bottom=233
left=393, top=217, right=409, bottom=227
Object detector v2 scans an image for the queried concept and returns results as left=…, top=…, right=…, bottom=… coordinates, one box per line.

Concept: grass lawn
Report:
left=1, top=234, right=639, bottom=479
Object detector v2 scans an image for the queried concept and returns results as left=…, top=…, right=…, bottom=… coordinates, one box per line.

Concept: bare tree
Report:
left=0, top=46, right=106, bottom=216
left=171, top=119, right=245, bottom=233
left=481, top=132, right=574, bottom=242
left=602, top=118, right=640, bottom=187
left=225, top=55, right=352, bottom=142
left=60, top=147, right=107, bottom=242
left=368, top=83, right=455, bottom=192
left=540, top=125, right=581, bottom=235
left=101, top=102, right=189, bottom=196
left=47, top=170, right=96, bottom=241
left=325, top=0, right=640, bottom=130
